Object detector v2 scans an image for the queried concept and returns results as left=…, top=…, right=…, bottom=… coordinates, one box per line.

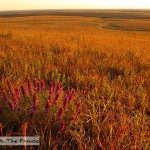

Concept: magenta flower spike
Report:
left=17, top=107, right=21, bottom=114
left=32, top=105, right=37, bottom=112
left=29, top=110, right=35, bottom=119
left=15, top=88, right=21, bottom=99
left=56, top=107, right=64, bottom=120
left=76, top=102, right=81, bottom=114
left=67, top=92, right=71, bottom=101
left=63, top=95, right=69, bottom=110
left=70, top=93, right=75, bottom=102
left=37, top=80, right=40, bottom=92
left=21, top=83, right=28, bottom=97
left=49, top=82, right=53, bottom=95
left=68, top=90, right=75, bottom=102
left=45, top=94, right=52, bottom=114
left=32, top=94, right=38, bottom=111
left=8, top=100, right=15, bottom=110
left=58, top=82, right=63, bottom=93
left=33, top=78, right=38, bottom=92
left=6, top=79, right=13, bottom=94
left=70, top=116, right=76, bottom=122
left=27, top=78, right=33, bottom=95
left=3, top=91, right=9, bottom=102
left=59, top=121, right=65, bottom=132
left=54, top=93, right=60, bottom=105
left=53, top=81, right=58, bottom=94
left=56, top=83, right=60, bottom=94
left=45, top=99, right=51, bottom=115
left=13, top=93, right=19, bottom=106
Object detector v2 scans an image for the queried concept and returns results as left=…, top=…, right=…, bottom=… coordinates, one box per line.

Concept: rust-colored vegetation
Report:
left=0, top=12, right=150, bottom=149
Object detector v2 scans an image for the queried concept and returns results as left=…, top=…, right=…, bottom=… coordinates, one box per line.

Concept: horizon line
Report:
left=0, top=8, right=150, bottom=12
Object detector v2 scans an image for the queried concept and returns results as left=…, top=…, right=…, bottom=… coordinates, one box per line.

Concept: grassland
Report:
left=0, top=10, right=150, bottom=149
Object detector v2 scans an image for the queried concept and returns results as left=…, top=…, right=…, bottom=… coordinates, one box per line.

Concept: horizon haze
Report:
left=0, top=0, right=150, bottom=11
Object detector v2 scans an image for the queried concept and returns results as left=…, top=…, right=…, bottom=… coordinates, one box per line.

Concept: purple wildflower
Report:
left=41, top=80, right=45, bottom=90
left=59, top=121, right=65, bottom=132
left=15, top=87, right=21, bottom=99
left=32, top=105, right=37, bottom=112
left=6, top=79, right=13, bottom=94
left=3, top=91, right=9, bottom=102
left=70, top=116, right=76, bottom=122
left=76, top=102, right=81, bottom=114
left=56, top=107, right=64, bottom=120
left=32, top=94, right=38, bottom=111
left=27, top=78, right=33, bottom=95
left=8, top=100, right=15, bottom=110
left=12, top=93, right=19, bottom=106
left=53, top=81, right=57, bottom=94
left=56, top=82, right=62, bottom=94
left=45, top=101, right=51, bottom=114
left=54, top=93, right=60, bottom=105
left=21, top=83, right=28, bottom=97
left=68, top=90, right=75, bottom=102
left=37, top=80, right=40, bottom=92
left=45, top=95, right=52, bottom=115
left=49, top=82, right=54, bottom=94
left=29, top=110, right=35, bottom=119
left=33, top=78, right=37, bottom=87
left=63, top=95, right=69, bottom=109
left=17, top=107, right=21, bottom=114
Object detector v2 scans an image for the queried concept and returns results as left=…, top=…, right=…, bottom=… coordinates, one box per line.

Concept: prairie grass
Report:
left=0, top=15, right=150, bottom=149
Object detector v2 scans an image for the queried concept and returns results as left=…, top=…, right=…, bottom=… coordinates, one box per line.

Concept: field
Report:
left=0, top=10, right=150, bottom=149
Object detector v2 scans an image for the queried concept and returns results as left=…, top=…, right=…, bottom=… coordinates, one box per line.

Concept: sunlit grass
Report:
left=0, top=15, right=150, bottom=149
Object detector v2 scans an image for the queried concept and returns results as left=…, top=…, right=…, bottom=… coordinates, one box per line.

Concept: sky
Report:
left=0, top=0, right=150, bottom=11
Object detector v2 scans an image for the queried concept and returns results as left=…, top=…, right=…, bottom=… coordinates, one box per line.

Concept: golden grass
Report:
left=105, top=19, right=150, bottom=31
left=0, top=15, right=150, bottom=149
